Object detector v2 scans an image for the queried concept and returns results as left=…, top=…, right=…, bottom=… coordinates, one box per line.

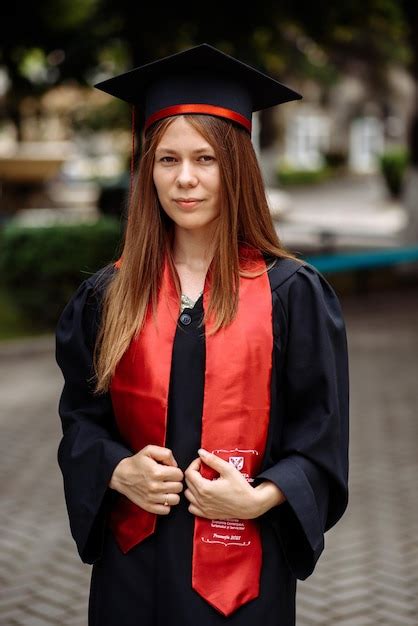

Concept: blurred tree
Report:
left=0, top=0, right=410, bottom=142
left=3, top=2, right=417, bottom=236
left=0, top=0, right=104, bottom=139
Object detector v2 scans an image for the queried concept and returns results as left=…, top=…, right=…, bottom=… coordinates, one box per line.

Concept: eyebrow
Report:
left=155, top=147, right=214, bottom=155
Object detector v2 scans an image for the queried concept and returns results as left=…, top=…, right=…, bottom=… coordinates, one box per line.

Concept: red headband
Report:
left=144, top=103, right=252, bottom=133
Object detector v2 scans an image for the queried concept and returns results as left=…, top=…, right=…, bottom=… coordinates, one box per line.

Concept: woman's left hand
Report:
left=183, top=449, right=259, bottom=520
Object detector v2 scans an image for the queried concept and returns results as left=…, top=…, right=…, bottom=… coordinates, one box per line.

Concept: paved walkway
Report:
left=274, top=174, right=410, bottom=251
left=0, top=287, right=417, bottom=625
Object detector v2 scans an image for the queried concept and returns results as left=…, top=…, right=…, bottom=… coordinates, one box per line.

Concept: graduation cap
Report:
left=94, top=43, right=302, bottom=134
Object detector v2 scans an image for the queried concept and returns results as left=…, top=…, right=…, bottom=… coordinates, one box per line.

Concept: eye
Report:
left=198, top=155, right=215, bottom=162
left=159, top=156, right=176, bottom=163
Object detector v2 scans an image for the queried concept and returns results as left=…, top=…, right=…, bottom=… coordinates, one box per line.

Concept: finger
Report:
left=153, top=504, right=172, bottom=515
left=183, top=487, right=199, bottom=505
left=144, top=445, right=178, bottom=467
left=184, top=457, right=204, bottom=487
left=184, top=475, right=202, bottom=501
left=185, top=464, right=209, bottom=492
left=155, top=481, right=184, bottom=494
left=198, top=449, right=232, bottom=476
left=153, top=464, right=184, bottom=482
left=152, top=492, right=180, bottom=507
left=185, top=457, right=201, bottom=472
left=163, top=492, right=180, bottom=506
left=125, top=495, right=171, bottom=516
left=188, top=503, right=206, bottom=518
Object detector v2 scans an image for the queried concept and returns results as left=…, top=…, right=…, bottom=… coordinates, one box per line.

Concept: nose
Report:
left=176, top=160, right=198, bottom=187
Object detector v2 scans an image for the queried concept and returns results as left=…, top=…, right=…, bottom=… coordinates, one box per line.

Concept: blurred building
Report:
left=272, top=64, right=415, bottom=178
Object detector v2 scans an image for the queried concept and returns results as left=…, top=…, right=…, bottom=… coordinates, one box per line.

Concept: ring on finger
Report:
left=163, top=494, right=169, bottom=506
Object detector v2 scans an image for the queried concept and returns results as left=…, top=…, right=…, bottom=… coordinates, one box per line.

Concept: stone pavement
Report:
left=0, top=287, right=417, bottom=626
left=275, top=174, right=409, bottom=251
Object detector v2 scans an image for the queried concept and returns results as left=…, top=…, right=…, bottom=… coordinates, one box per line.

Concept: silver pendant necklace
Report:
left=180, top=290, right=203, bottom=312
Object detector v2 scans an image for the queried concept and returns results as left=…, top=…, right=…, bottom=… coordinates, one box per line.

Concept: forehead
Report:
left=155, top=117, right=213, bottom=151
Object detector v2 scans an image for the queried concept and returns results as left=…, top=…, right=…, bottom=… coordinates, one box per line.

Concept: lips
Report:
left=174, top=198, right=202, bottom=202
left=173, top=198, right=203, bottom=209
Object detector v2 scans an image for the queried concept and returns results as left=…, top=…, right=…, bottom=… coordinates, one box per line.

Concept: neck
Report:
left=172, top=223, right=217, bottom=270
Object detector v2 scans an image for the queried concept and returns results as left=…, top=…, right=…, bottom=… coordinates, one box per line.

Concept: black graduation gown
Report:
left=55, top=256, right=349, bottom=626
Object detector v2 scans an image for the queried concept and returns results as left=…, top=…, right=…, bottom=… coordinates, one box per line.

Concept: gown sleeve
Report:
left=55, top=268, right=133, bottom=564
left=253, top=262, right=349, bottom=579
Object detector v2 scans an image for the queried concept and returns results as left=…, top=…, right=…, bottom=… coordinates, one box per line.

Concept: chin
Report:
left=172, top=215, right=217, bottom=231
left=176, top=221, right=211, bottom=231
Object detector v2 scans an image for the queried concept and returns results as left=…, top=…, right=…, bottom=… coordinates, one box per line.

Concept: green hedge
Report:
left=378, top=148, right=409, bottom=198
left=277, top=165, right=333, bottom=187
left=0, top=218, right=123, bottom=331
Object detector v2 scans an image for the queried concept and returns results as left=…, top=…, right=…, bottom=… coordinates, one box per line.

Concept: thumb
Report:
left=198, top=449, right=231, bottom=476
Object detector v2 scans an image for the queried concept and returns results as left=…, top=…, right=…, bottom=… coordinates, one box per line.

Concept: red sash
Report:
left=109, top=244, right=273, bottom=616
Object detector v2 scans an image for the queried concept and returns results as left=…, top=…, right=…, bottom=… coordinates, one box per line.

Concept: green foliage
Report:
left=277, top=164, right=333, bottom=187
left=1, top=1, right=411, bottom=99
left=0, top=218, right=123, bottom=331
left=0, top=287, right=33, bottom=340
left=378, top=147, right=409, bottom=197
left=43, top=0, right=99, bottom=30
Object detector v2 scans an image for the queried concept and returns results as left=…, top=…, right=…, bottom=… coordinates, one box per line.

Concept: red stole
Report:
left=109, top=244, right=273, bottom=616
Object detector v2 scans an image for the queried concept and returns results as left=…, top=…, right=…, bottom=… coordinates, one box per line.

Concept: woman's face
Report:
left=153, top=116, right=221, bottom=234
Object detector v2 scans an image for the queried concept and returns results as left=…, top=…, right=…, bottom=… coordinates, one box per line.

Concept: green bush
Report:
left=378, top=148, right=409, bottom=198
left=0, top=218, right=123, bottom=331
left=277, top=165, right=332, bottom=187
left=0, top=287, right=31, bottom=340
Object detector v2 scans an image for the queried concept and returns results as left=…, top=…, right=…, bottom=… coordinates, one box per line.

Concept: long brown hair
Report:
left=93, top=114, right=302, bottom=393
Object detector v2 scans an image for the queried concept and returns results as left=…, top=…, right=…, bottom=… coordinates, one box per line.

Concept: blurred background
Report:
left=0, top=2, right=417, bottom=625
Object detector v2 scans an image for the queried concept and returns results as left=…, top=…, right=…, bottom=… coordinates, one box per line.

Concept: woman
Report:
left=56, top=44, right=349, bottom=626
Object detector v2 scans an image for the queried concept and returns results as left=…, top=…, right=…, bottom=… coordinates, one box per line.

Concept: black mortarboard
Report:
left=94, top=43, right=302, bottom=134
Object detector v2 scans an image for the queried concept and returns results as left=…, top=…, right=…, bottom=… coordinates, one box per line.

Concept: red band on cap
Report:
left=144, top=104, right=251, bottom=133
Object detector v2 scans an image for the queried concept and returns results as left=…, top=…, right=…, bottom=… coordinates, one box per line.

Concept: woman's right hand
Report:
left=109, top=445, right=184, bottom=515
